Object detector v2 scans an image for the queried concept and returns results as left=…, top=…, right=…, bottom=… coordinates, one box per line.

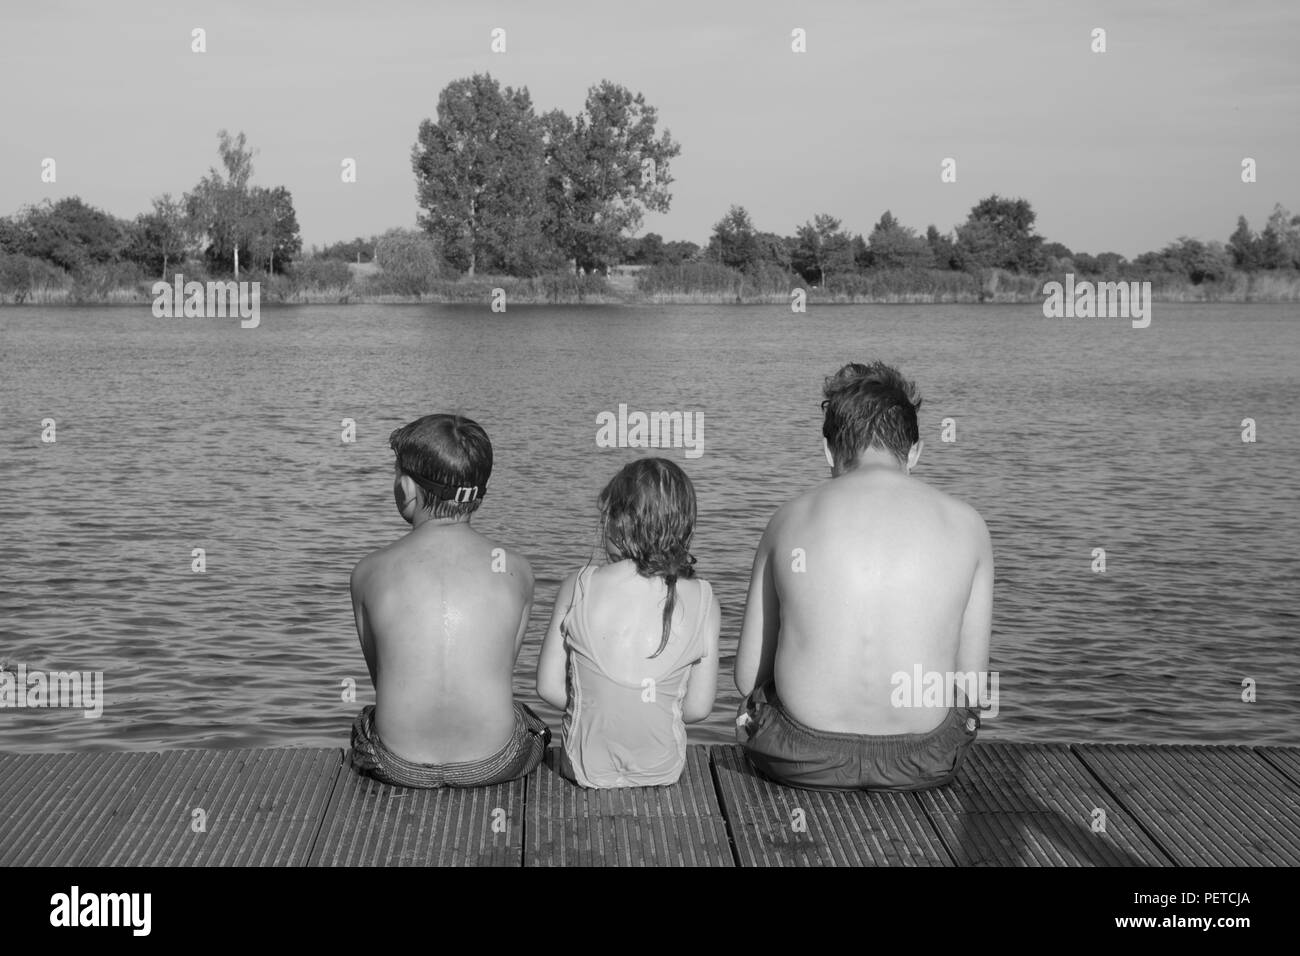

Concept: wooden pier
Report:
left=2, top=743, right=1298, bottom=866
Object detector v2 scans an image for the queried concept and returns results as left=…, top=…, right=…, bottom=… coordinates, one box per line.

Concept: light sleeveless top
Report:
left=560, top=566, right=712, bottom=788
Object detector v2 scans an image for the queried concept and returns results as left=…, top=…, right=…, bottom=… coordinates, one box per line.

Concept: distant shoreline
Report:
left=3, top=289, right=1297, bottom=306
left=3, top=262, right=1299, bottom=307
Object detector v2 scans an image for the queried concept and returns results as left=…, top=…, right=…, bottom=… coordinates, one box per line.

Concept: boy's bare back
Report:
left=351, top=522, right=534, bottom=764
left=757, top=466, right=990, bottom=734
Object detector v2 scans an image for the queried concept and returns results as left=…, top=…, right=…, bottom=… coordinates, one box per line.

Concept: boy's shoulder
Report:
left=353, top=531, right=536, bottom=595
left=759, top=484, right=823, bottom=542
left=920, top=483, right=989, bottom=538
left=494, top=544, right=535, bottom=588
left=350, top=544, right=383, bottom=584
left=349, top=532, right=423, bottom=585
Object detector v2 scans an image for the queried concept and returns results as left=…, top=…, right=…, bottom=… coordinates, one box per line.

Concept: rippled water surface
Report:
left=1, top=302, right=1297, bottom=752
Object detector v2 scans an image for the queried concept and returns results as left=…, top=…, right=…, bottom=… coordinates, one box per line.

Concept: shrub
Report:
left=290, top=257, right=354, bottom=291
left=371, top=229, right=443, bottom=294
left=0, top=252, right=68, bottom=303
left=636, top=261, right=742, bottom=296
left=69, top=261, right=147, bottom=302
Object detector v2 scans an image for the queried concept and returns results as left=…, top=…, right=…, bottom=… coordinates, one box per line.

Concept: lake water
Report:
left=1, top=302, right=1297, bottom=753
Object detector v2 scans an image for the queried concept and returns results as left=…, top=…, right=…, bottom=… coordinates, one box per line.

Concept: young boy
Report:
left=348, top=413, right=549, bottom=787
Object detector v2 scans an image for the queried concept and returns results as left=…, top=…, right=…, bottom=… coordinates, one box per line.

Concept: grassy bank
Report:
left=0, top=262, right=627, bottom=306
left=3, top=259, right=1299, bottom=306
left=634, top=263, right=1300, bottom=304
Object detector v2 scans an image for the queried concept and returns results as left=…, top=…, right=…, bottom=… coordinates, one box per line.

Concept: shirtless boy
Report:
left=734, top=362, right=993, bottom=791
left=348, top=413, right=549, bottom=787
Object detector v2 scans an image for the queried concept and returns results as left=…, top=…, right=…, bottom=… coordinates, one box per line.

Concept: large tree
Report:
left=1258, top=204, right=1300, bottom=270
left=246, top=185, right=301, bottom=274
left=707, top=205, right=759, bottom=271
left=1135, top=237, right=1232, bottom=284
left=925, top=225, right=958, bottom=270
left=127, top=193, right=189, bottom=278
left=0, top=216, right=23, bottom=255
left=954, top=195, right=1043, bottom=273
left=12, top=197, right=127, bottom=273
left=185, top=131, right=300, bottom=276
left=754, top=231, right=792, bottom=272
left=792, top=213, right=853, bottom=285
left=627, top=231, right=665, bottom=265
left=185, top=130, right=257, bottom=276
left=412, top=74, right=551, bottom=276
left=543, top=80, right=680, bottom=274
left=1227, top=215, right=1261, bottom=271
left=864, top=210, right=933, bottom=270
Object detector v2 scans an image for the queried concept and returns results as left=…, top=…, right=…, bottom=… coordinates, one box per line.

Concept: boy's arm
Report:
left=509, top=551, right=536, bottom=660
left=536, top=570, right=578, bottom=710
left=682, top=588, right=722, bottom=723
left=735, top=518, right=780, bottom=696
left=955, top=511, right=993, bottom=699
left=349, top=557, right=377, bottom=688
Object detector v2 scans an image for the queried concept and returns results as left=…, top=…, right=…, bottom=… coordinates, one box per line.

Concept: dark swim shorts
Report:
left=736, top=680, right=979, bottom=792
left=350, top=702, right=551, bottom=789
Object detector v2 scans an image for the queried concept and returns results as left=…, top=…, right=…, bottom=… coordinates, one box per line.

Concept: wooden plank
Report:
left=1255, top=746, right=1300, bottom=787
left=527, top=747, right=733, bottom=866
left=7, top=743, right=1298, bottom=868
left=309, top=754, right=524, bottom=866
left=711, top=745, right=949, bottom=866
left=0, top=751, right=157, bottom=866
left=919, top=743, right=1169, bottom=866
left=89, top=748, right=342, bottom=866
left=1075, top=744, right=1300, bottom=866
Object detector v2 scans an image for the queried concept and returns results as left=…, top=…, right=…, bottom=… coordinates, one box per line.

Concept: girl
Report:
left=537, top=458, right=720, bottom=787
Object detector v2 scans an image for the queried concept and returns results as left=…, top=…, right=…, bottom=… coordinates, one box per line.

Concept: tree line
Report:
left=623, top=198, right=1300, bottom=290
left=3, top=68, right=1299, bottom=301
left=0, top=130, right=301, bottom=297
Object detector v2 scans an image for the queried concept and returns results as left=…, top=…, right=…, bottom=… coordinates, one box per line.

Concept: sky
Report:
left=0, top=0, right=1296, bottom=258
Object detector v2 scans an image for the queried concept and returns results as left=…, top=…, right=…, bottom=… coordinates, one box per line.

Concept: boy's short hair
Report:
left=389, top=414, right=492, bottom=519
left=821, top=362, right=922, bottom=470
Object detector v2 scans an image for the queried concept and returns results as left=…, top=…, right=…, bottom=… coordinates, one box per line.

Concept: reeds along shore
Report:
left=3, top=263, right=1299, bottom=306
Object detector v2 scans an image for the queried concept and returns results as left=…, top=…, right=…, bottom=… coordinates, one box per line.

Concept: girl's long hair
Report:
left=598, top=458, right=698, bottom=658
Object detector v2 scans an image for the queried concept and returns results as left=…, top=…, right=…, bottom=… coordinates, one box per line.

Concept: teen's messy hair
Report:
left=821, top=361, right=922, bottom=470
